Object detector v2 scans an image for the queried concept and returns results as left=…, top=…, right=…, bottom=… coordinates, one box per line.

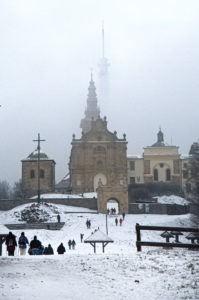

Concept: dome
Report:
left=27, top=150, right=49, bottom=160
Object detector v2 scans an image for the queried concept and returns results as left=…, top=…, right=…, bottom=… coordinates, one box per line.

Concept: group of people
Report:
left=68, top=239, right=76, bottom=250
left=86, top=219, right=91, bottom=229
left=4, top=231, right=72, bottom=256
left=107, top=208, right=117, bottom=215
left=115, top=213, right=126, bottom=226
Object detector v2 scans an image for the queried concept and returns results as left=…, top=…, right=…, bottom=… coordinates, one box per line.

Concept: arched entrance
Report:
left=107, top=198, right=119, bottom=214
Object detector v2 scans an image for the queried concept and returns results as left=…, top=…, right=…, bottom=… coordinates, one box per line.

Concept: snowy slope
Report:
left=0, top=202, right=198, bottom=300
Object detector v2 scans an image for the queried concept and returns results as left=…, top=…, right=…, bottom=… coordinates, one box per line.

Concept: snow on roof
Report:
left=154, top=195, right=190, bottom=205
left=31, top=192, right=97, bottom=199
left=127, top=154, right=142, bottom=159
left=84, top=229, right=114, bottom=243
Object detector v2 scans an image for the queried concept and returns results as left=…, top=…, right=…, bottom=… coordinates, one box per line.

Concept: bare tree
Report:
left=0, top=180, right=11, bottom=199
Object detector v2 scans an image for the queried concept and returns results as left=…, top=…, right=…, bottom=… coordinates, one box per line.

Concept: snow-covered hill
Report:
left=0, top=202, right=198, bottom=300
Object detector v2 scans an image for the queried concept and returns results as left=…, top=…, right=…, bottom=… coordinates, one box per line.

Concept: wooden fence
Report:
left=136, top=223, right=199, bottom=252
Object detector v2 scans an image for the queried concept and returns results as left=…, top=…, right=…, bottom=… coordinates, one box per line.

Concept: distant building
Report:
left=21, top=150, right=55, bottom=198
left=128, top=129, right=181, bottom=186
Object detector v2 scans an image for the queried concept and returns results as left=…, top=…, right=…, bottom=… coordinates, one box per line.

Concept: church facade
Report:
left=69, top=76, right=128, bottom=213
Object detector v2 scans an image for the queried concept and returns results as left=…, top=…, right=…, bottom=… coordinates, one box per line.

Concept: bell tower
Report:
left=80, top=73, right=100, bottom=134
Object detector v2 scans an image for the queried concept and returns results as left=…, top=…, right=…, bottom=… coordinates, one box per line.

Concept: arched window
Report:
left=154, top=169, right=158, bottom=181
left=97, top=160, right=103, bottom=168
left=30, top=170, right=35, bottom=179
left=166, top=169, right=171, bottom=181
left=40, top=169, right=45, bottom=178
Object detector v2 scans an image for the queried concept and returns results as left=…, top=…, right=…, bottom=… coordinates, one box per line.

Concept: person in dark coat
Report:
left=57, top=214, right=61, bottom=223
left=68, top=240, right=72, bottom=250
left=122, top=212, right=125, bottom=220
left=80, top=233, right=84, bottom=243
left=86, top=219, right=89, bottom=229
left=88, top=220, right=91, bottom=229
left=5, top=232, right=17, bottom=256
left=72, top=240, right=76, bottom=250
left=43, top=244, right=54, bottom=255
left=115, top=218, right=118, bottom=226
left=57, top=243, right=66, bottom=254
left=29, top=236, right=42, bottom=255
left=18, top=232, right=29, bottom=256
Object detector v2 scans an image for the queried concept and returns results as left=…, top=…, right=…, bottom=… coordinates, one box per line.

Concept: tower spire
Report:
left=80, top=74, right=100, bottom=133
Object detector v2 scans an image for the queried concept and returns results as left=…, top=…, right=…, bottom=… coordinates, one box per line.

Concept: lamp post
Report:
left=106, top=213, right=108, bottom=235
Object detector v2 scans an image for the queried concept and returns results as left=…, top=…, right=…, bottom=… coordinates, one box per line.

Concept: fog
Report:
left=0, top=0, right=199, bottom=184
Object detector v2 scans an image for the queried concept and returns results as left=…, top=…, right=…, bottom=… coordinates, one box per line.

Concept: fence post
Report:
left=136, top=223, right=141, bottom=252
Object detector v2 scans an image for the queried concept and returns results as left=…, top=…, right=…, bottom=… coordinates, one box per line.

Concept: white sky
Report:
left=0, top=0, right=199, bottom=184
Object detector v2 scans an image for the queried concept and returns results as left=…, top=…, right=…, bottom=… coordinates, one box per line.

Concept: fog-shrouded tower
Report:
left=99, top=24, right=110, bottom=77
left=98, top=24, right=110, bottom=109
left=80, top=73, right=100, bottom=134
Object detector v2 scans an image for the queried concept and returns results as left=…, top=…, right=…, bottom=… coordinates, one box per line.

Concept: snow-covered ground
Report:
left=0, top=202, right=198, bottom=300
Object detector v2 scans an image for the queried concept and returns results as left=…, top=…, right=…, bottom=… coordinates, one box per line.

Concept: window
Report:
left=166, top=169, right=171, bottom=181
left=129, top=161, right=135, bottom=171
left=183, top=170, right=188, bottom=179
left=183, top=163, right=187, bottom=168
left=30, top=170, right=35, bottom=179
left=160, top=163, right=164, bottom=168
left=130, top=177, right=135, bottom=184
left=97, top=160, right=103, bottom=168
left=40, top=169, right=45, bottom=178
left=154, top=169, right=158, bottom=181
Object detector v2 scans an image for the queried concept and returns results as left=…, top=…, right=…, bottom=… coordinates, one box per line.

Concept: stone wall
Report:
left=0, top=197, right=98, bottom=211
left=128, top=203, right=190, bottom=215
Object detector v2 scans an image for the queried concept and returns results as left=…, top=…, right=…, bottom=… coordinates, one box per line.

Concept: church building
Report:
left=127, top=129, right=181, bottom=186
left=69, top=75, right=128, bottom=213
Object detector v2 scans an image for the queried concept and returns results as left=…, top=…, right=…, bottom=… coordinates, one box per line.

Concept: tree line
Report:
left=0, top=180, right=22, bottom=200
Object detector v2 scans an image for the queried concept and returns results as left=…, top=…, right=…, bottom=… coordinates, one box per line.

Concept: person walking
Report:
left=119, top=218, right=123, bottom=226
left=57, top=243, right=66, bottom=254
left=72, top=240, right=76, bottom=250
left=68, top=240, right=72, bottom=250
left=57, top=214, right=61, bottom=223
left=88, top=220, right=91, bottom=229
left=29, top=236, right=42, bottom=255
left=115, top=218, right=118, bottom=226
left=18, top=232, right=29, bottom=256
left=5, top=232, right=17, bottom=256
left=122, top=212, right=125, bottom=220
left=80, top=233, right=84, bottom=243
left=86, top=219, right=89, bottom=229
left=43, top=244, right=54, bottom=255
